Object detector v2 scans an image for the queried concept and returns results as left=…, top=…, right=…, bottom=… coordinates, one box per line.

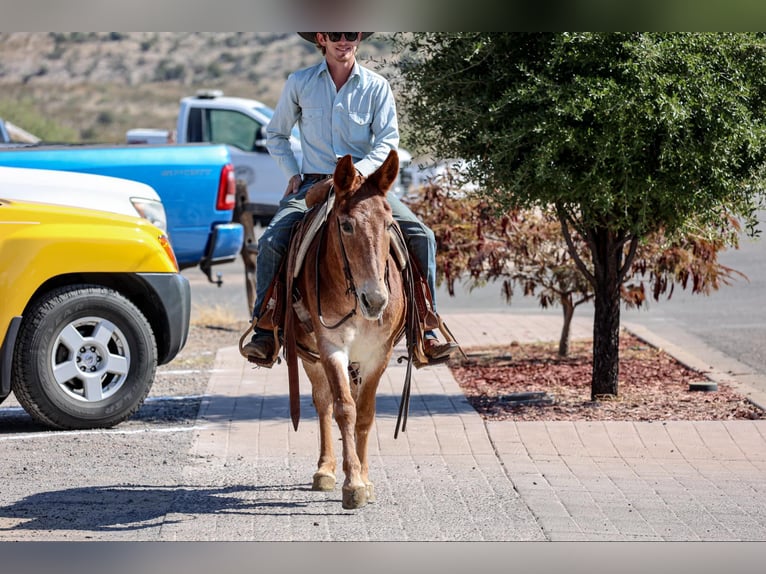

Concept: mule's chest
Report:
left=330, top=321, right=393, bottom=364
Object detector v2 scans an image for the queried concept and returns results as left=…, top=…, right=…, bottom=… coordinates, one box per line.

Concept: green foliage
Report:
left=0, top=98, right=78, bottom=142
left=394, top=33, right=766, bottom=239
left=154, top=59, right=185, bottom=82
left=140, top=36, right=158, bottom=52
left=49, top=32, right=97, bottom=44
left=96, top=110, right=114, bottom=126
left=206, top=62, right=223, bottom=79
left=224, top=34, right=245, bottom=48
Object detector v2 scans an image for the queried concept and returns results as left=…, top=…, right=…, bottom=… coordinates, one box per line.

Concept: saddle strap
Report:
left=394, top=231, right=418, bottom=438
left=285, top=297, right=300, bottom=431
left=284, top=219, right=306, bottom=432
left=294, top=189, right=334, bottom=279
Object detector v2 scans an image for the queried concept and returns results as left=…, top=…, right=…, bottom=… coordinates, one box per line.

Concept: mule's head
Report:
left=331, top=150, right=399, bottom=320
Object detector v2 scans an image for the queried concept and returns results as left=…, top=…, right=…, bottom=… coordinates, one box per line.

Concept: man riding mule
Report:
left=273, top=150, right=410, bottom=508
left=241, top=31, right=459, bottom=366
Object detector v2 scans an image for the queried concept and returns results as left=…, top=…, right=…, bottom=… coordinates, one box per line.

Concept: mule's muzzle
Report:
left=359, top=288, right=388, bottom=320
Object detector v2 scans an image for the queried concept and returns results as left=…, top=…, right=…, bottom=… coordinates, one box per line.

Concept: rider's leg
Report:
left=387, top=194, right=457, bottom=360
left=387, top=193, right=437, bottom=308
left=243, top=183, right=312, bottom=360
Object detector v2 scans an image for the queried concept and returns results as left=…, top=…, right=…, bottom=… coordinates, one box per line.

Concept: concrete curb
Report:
left=623, top=321, right=766, bottom=412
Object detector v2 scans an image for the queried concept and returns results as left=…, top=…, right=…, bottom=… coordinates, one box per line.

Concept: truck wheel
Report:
left=12, top=285, right=157, bottom=430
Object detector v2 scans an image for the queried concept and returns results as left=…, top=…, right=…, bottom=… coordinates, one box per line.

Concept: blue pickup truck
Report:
left=0, top=143, right=244, bottom=283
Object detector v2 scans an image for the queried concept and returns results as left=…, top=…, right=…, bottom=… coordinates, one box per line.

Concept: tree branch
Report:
left=556, top=204, right=596, bottom=288
left=618, top=234, right=640, bottom=283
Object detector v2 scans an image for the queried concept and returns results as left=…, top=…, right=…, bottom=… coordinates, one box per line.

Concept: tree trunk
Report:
left=590, top=228, right=623, bottom=399
left=558, top=295, right=574, bottom=357
left=557, top=210, right=635, bottom=400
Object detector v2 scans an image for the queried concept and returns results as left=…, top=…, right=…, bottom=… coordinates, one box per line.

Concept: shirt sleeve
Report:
left=354, top=79, right=400, bottom=178
left=265, top=73, right=302, bottom=180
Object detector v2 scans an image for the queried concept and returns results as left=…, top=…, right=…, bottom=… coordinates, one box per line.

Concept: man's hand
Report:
left=283, top=174, right=302, bottom=197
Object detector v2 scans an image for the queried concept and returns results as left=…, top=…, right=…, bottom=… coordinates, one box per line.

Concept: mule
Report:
left=293, top=150, right=406, bottom=509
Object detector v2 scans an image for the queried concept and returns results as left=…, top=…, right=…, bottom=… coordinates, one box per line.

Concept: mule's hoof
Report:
left=366, top=483, right=376, bottom=503
left=342, top=485, right=368, bottom=509
left=312, top=473, right=336, bottom=492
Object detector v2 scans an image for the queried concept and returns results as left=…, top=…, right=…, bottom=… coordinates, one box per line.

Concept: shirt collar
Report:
left=318, top=59, right=363, bottom=86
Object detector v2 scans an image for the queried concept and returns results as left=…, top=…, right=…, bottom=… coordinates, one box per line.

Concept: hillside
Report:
left=0, top=32, right=398, bottom=143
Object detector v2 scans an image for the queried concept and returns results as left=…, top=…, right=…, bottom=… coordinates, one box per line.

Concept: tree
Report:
left=394, top=33, right=766, bottom=399
left=407, top=180, right=746, bottom=359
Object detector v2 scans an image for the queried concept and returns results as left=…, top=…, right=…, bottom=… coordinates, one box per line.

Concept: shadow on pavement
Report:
left=0, top=483, right=348, bottom=533
left=193, top=392, right=474, bottom=422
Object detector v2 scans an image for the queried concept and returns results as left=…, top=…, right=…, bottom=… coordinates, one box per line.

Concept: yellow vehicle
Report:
left=0, top=198, right=191, bottom=430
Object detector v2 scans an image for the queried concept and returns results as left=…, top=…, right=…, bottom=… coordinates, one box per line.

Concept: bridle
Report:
left=313, top=187, right=395, bottom=330
left=315, top=208, right=358, bottom=329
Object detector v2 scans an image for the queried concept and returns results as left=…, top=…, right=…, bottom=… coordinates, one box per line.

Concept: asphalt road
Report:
left=622, top=213, right=766, bottom=377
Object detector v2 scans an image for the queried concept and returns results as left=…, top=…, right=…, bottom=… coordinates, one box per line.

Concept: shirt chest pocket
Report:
left=347, top=111, right=371, bottom=142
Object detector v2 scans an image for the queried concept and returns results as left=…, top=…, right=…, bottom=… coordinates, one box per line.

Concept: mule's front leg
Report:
left=305, top=361, right=336, bottom=492
left=325, top=351, right=368, bottom=509
left=354, top=364, right=386, bottom=504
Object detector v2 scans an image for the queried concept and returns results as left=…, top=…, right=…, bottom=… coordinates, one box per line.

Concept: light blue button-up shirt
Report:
left=265, top=59, right=399, bottom=179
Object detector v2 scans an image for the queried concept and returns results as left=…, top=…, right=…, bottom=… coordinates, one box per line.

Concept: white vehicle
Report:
left=0, top=166, right=167, bottom=231
left=406, top=157, right=479, bottom=196
left=127, top=90, right=413, bottom=223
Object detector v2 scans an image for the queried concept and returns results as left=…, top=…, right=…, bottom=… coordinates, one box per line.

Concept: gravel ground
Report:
left=146, top=320, right=250, bottom=422
left=0, top=320, right=251, bottom=542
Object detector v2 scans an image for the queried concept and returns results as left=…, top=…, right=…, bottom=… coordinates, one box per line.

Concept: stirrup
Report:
left=414, top=316, right=465, bottom=369
left=238, top=321, right=282, bottom=367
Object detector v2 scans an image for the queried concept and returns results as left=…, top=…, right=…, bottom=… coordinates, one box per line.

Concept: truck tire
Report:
left=12, top=285, right=157, bottom=430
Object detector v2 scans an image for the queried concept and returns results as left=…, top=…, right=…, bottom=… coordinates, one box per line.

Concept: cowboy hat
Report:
left=298, top=33, right=373, bottom=42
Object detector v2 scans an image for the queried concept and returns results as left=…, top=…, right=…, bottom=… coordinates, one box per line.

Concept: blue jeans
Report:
left=252, top=179, right=438, bottom=321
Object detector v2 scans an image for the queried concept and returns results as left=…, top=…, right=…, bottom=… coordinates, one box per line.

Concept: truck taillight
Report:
left=216, top=163, right=236, bottom=211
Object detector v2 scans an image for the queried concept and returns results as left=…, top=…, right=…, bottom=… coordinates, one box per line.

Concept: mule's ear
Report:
left=368, top=149, right=399, bottom=195
left=333, top=155, right=358, bottom=197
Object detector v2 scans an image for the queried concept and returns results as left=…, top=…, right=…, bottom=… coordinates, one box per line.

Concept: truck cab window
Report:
left=206, top=109, right=261, bottom=152
left=187, top=107, right=205, bottom=143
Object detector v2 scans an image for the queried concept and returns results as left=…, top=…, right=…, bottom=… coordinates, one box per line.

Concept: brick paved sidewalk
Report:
left=161, top=312, right=766, bottom=541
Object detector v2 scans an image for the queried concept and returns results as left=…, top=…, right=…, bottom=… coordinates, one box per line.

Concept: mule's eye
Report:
left=341, top=221, right=353, bottom=234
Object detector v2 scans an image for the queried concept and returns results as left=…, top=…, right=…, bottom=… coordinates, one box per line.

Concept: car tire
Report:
left=12, top=285, right=157, bottom=430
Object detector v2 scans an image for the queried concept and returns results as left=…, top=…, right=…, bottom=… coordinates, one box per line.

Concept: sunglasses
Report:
left=324, top=32, right=360, bottom=42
